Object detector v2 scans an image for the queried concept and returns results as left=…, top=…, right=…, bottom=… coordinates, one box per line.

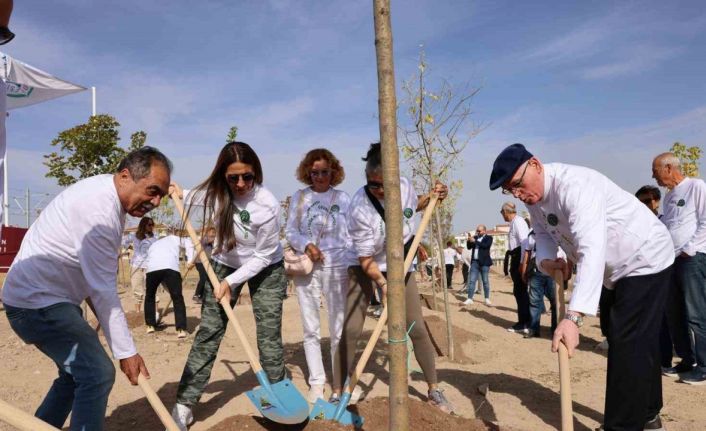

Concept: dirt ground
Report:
left=1, top=260, right=705, bottom=430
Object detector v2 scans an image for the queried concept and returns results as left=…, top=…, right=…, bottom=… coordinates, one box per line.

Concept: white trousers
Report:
left=294, top=264, right=347, bottom=386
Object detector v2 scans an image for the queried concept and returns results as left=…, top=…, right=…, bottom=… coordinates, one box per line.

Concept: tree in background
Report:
left=44, top=114, right=146, bottom=186
left=399, top=50, right=483, bottom=361
left=670, top=142, right=702, bottom=177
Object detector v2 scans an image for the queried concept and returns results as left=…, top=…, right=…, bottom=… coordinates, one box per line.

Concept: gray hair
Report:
left=654, top=152, right=682, bottom=170
left=501, top=202, right=516, bottom=214
left=116, top=146, right=173, bottom=181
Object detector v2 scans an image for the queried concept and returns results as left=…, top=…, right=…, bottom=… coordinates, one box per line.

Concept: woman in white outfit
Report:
left=285, top=148, right=356, bottom=403
left=127, top=216, right=156, bottom=300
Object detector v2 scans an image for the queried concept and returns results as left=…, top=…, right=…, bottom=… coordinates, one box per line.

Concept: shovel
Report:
left=171, top=188, right=309, bottom=425
left=552, top=271, right=574, bottom=431
left=137, top=374, right=181, bottom=431
left=0, top=398, right=59, bottom=431
left=310, top=194, right=439, bottom=427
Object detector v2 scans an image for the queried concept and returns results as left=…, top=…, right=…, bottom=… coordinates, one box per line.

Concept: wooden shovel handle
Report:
left=137, top=374, right=180, bottom=431
left=346, top=194, right=439, bottom=393
left=170, top=188, right=263, bottom=373
left=552, top=271, right=574, bottom=431
left=0, top=398, right=59, bottom=431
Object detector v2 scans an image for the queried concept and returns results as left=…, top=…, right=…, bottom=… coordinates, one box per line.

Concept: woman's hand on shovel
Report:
left=120, top=353, right=150, bottom=385
left=169, top=182, right=183, bottom=199
left=214, top=279, right=232, bottom=304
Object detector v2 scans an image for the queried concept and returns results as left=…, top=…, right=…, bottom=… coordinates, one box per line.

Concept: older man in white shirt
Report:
left=1, top=147, right=172, bottom=430
left=490, top=143, right=675, bottom=431
left=653, top=152, right=705, bottom=384
left=501, top=201, right=531, bottom=332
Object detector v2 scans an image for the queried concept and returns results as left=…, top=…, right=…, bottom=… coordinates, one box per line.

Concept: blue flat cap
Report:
left=489, top=143, right=533, bottom=190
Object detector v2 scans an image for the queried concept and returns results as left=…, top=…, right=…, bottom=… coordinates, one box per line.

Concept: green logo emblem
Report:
left=547, top=214, right=559, bottom=226
left=330, top=204, right=340, bottom=213
left=240, top=210, right=251, bottom=224
left=677, top=199, right=686, bottom=207
left=403, top=208, right=413, bottom=219
left=5, top=81, right=34, bottom=98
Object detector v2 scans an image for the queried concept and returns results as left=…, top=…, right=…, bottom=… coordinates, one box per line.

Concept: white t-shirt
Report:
left=187, top=184, right=284, bottom=286
left=508, top=215, right=529, bottom=251
left=348, top=176, right=418, bottom=272
left=146, top=235, right=184, bottom=273
left=661, top=177, right=706, bottom=256
left=443, top=247, right=456, bottom=265
left=285, top=187, right=357, bottom=268
left=2, top=174, right=136, bottom=359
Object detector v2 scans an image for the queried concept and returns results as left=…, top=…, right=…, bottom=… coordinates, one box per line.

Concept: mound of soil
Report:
left=209, top=397, right=502, bottom=430
left=423, top=315, right=485, bottom=365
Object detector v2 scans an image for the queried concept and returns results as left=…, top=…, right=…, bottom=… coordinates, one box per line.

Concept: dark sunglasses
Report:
left=367, top=181, right=384, bottom=190
left=310, top=169, right=331, bottom=178
left=226, top=173, right=256, bottom=184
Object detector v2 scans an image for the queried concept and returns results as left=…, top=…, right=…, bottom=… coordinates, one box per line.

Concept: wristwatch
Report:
left=564, top=313, right=583, bottom=328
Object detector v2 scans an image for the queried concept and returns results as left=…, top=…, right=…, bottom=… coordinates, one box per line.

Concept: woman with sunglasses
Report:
left=169, top=142, right=287, bottom=428
left=332, top=142, right=454, bottom=413
left=126, top=216, right=156, bottom=300
left=285, top=148, right=356, bottom=403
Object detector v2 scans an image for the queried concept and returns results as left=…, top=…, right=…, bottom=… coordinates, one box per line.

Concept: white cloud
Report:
left=581, top=45, right=683, bottom=80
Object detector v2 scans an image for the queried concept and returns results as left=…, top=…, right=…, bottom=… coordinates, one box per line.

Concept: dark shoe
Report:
left=328, top=394, right=340, bottom=405
left=643, top=415, right=665, bottom=431
left=679, top=369, right=706, bottom=385
left=662, top=361, right=694, bottom=378
left=523, top=330, right=539, bottom=339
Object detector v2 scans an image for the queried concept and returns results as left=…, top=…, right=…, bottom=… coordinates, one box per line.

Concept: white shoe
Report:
left=484, top=298, right=492, bottom=306
left=307, top=384, right=325, bottom=403
left=170, top=403, right=193, bottom=431
left=462, top=298, right=474, bottom=305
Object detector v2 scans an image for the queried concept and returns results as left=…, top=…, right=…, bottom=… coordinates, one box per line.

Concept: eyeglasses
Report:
left=226, top=173, right=255, bottom=184
left=310, top=169, right=331, bottom=178
left=367, top=181, right=384, bottom=190
left=502, top=162, right=530, bottom=195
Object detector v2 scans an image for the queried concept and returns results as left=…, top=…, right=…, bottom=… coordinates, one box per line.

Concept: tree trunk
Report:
left=434, top=211, right=455, bottom=361
left=428, top=219, right=438, bottom=311
left=372, top=1, right=408, bottom=430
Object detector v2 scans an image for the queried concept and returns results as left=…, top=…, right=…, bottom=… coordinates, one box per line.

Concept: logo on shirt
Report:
left=404, top=208, right=413, bottom=219
left=239, top=210, right=251, bottom=224
left=677, top=199, right=686, bottom=207
left=331, top=204, right=340, bottom=213
left=547, top=213, right=559, bottom=226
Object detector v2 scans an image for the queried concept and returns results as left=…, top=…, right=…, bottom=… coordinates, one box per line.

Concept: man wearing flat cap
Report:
left=489, top=143, right=675, bottom=431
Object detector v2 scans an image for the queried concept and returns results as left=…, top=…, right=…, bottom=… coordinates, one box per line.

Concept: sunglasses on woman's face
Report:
left=310, top=169, right=331, bottom=178
left=226, top=173, right=255, bottom=184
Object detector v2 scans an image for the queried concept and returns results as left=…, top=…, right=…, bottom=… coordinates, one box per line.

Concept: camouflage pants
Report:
left=176, top=259, right=287, bottom=406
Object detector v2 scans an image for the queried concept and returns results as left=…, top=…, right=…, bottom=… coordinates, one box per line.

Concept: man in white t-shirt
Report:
left=1, top=147, right=172, bottom=429
left=443, top=241, right=457, bottom=289
left=653, top=152, right=705, bottom=384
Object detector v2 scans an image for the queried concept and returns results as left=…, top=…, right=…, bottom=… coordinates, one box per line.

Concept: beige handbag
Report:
left=284, top=190, right=335, bottom=276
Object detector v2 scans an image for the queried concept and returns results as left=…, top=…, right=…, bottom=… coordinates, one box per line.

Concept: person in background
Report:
left=126, top=217, right=157, bottom=301
left=636, top=185, right=661, bottom=217
left=144, top=230, right=188, bottom=338
left=463, top=225, right=493, bottom=306
left=443, top=241, right=457, bottom=289
left=652, top=153, right=703, bottom=384
left=501, top=201, right=531, bottom=333
left=455, top=245, right=472, bottom=292
left=285, top=148, right=354, bottom=403
left=189, top=227, right=216, bottom=304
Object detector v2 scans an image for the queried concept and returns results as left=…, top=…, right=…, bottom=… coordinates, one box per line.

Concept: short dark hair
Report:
left=363, top=142, right=382, bottom=174
left=117, top=146, right=173, bottom=180
left=635, top=185, right=661, bottom=201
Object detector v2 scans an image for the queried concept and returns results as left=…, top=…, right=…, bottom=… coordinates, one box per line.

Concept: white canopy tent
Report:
left=1, top=52, right=87, bottom=226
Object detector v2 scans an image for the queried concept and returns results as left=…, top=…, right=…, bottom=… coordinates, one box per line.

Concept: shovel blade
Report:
left=309, top=399, right=364, bottom=428
left=245, top=378, right=309, bottom=425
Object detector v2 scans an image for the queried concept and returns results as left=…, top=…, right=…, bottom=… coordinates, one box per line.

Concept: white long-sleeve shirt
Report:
left=1, top=174, right=137, bottom=359
left=508, top=215, right=529, bottom=251
left=187, top=185, right=284, bottom=287
left=127, top=235, right=156, bottom=269
left=527, top=163, right=674, bottom=316
left=146, top=235, right=184, bottom=273
left=443, top=247, right=457, bottom=265
left=285, top=187, right=357, bottom=269
left=348, top=176, right=418, bottom=272
left=661, top=177, right=706, bottom=256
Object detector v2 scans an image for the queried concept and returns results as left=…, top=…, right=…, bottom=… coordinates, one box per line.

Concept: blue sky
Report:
left=3, top=0, right=706, bottom=230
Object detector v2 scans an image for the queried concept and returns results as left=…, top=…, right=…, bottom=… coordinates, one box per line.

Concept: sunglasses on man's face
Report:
left=226, top=173, right=256, bottom=184
left=367, top=181, right=384, bottom=190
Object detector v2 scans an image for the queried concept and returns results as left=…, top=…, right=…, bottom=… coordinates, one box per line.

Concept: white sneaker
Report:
left=170, top=403, right=193, bottom=431
left=484, top=298, right=492, bottom=306
left=462, top=298, right=474, bottom=305
left=307, top=384, right=325, bottom=403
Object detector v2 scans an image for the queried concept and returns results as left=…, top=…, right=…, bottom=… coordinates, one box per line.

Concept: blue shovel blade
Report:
left=245, top=376, right=309, bottom=425
left=309, top=398, right=364, bottom=428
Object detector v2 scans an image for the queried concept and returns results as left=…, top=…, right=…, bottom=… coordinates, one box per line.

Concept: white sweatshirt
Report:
left=285, top=187, right=357, bottom=269
left=186, top=184, right=284, bottom=286
left=2, top=174, right=137, bottom=359
left=661, top=177, right=706, bottom=256
left=146, top=235, right=184, bottom=273
left=128, top=235, right=156, bottom=269
left=347, top=176, right=418, bottom=272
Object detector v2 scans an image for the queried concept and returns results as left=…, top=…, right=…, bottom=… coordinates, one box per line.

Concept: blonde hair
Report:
left=501, top=202, right=516, bottom=214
